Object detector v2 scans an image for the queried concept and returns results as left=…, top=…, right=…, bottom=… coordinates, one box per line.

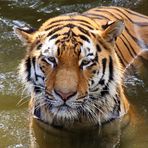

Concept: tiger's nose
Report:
left=54, top=89, right=76, bottom=101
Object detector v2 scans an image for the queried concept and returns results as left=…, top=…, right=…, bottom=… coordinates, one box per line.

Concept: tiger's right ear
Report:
left=13, top=26, right=36, bottom=45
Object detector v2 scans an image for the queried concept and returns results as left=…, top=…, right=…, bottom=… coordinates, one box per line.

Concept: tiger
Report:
left=14, top=6, right=148, bottom=130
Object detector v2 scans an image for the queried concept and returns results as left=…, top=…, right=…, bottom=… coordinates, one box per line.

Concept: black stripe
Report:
left=90, top=32, right=96, bottom=38
left=91, top=80, right=94, bottom=85
left=124, top=8, right=148, bottom=20
left=36, top=43, right=42, bottom=50
left=78, top=26, right=90, bottom=36
left=36, top=74, right=44, bottom=80
left=34, top=86, right=42, bottom=93
left=45, top=24, right=62, bottom=31
left=57, top=47, right=60, bottom=56
left=87, top=63, right=97, bottom=69
left=55, top=39, right=61, bottom=44
left=90, top=87, right=99, bottom=92
left=79, top=23, right=94, bottom=30
left=115, top=43, right=128, bottom=66
left=32, top=57, right=38, bottom=81
left=114, top=48, right=125, bottom=67
left=70, top=24, right=96, bottom=38
left=49, top=18, right=93, bottom=26
left=87, top=53, right=93, bottom=56
left=99, top=79, right=105, bottom=85
left=112, top=96, right=120, bottom=116
left=119, top=36, right=135, bottom=58
left=79, top=35, right=90, bottom=43
left=84, top=13, right=110, bottom=21
left=94, top=9, right=118, bottom=19
left=121, top=34, right=137, bottom=56
left=25, top=57, right=31, bottom=81
left=69, top=30, right=77, bottom=37
left=102, top=22, right=112, bottom=30
left=93, top=53, right=98, bottom=62
left=109, top=56, right=113, bottom=81
left=100, top=85, right=109, bottom=97
left=49, top=34, right=59, bottom=40
left=96, top=44, right=101, bottom=52
left=102, top=58, right=107, bottom=75
left=65, top=23, right=75, bottom=28
left=99, top=58, right=107, bottom=85
left=47, top=27, right=62, bottom=37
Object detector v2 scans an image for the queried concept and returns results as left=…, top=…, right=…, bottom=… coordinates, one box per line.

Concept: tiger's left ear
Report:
left=13, top=26, right=35, bottom=45
left=101, top=20, right=124, bottom=42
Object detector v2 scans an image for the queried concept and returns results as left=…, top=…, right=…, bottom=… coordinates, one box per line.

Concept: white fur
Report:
left=80, top=41, right=96, bottom=58
left=41, top=38, right=58, bottom=57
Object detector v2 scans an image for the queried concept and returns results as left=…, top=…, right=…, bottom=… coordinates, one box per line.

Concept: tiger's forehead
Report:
left=36, top=15, right=101, bottom=58
left=40, top=36, right=97, bottom=58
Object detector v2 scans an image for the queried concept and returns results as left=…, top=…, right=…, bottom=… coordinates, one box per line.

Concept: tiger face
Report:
left=14, top=15, right=127, bottom=128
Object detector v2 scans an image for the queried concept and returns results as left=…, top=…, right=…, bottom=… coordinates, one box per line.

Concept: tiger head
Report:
left=14, top=15, right=125, bottom=128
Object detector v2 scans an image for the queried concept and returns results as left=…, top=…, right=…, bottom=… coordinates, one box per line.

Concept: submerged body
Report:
left=14, top=6, right=148, bottom=129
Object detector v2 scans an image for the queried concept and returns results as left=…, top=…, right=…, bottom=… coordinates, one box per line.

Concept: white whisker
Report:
left=17, top=98, right=30, bottom=107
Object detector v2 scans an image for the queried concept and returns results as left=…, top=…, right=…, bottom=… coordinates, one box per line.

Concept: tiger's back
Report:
left=84, top=6, right=148, bottom=67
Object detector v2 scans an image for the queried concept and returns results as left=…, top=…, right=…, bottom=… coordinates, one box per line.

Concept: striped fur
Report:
left=14, top=6, right=148, bottom=129
left=84, top=6, right=148, bottom=67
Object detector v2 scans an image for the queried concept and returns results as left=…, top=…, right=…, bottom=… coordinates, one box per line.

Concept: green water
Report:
left=0, top=0, right=148, bottom=147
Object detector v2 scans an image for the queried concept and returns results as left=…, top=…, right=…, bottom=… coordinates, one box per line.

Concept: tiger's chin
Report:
left=36, top=106, right=98, bottom=130
left=50, top=105, right=79, bottom=128
left=33, top=97, right=99, bottom=129
left=34, top=101, right=79, bottom=128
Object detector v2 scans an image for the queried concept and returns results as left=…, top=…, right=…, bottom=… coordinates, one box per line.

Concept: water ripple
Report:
left=0, top=71, right=21, bottom=96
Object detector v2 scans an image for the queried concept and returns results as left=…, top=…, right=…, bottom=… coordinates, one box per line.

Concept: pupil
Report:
left=49, top=57, right=55, bottom=62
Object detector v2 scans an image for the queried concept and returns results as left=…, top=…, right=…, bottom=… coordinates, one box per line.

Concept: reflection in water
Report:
left=30, top=114, right=130, bottom=148
left=0, top=0, right=148, bottom=147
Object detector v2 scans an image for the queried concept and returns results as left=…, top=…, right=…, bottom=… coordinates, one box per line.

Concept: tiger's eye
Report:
left=48, top=56, right=55, bottom=62
left=82, top=59, right=90, bottom=65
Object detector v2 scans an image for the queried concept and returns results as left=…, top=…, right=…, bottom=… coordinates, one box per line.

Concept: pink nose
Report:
left=54, top=90, right=76, bottom=101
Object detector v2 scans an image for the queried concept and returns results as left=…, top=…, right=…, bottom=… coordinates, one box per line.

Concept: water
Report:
left=0, top=0, right=148, bottom=147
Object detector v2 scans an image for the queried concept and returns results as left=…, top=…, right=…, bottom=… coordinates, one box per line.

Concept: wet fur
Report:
left=14, top=6, right=148, bottom=129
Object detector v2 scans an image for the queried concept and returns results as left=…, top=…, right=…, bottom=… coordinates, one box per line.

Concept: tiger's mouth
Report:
left=48, top=100, right=80, bottom=127
left=32, top=91, right=111, bottom=129
left=33, top=88, right=101, bottom=127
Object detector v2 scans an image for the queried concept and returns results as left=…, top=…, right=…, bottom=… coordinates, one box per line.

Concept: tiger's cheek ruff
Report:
left=89, top=54, right=122, bottom=97
left=84, top=48, right=125, bottom=122
left=18, top=56, right=45, bottom=95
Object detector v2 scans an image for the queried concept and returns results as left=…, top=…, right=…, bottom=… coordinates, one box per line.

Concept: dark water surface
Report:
left=0, top=0, right=148, bottom=147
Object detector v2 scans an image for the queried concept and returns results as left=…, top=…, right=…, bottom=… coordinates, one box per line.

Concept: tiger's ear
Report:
left=13, top=26, right=35, bottom=45
left=101, top=20, right=124, bottom=42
